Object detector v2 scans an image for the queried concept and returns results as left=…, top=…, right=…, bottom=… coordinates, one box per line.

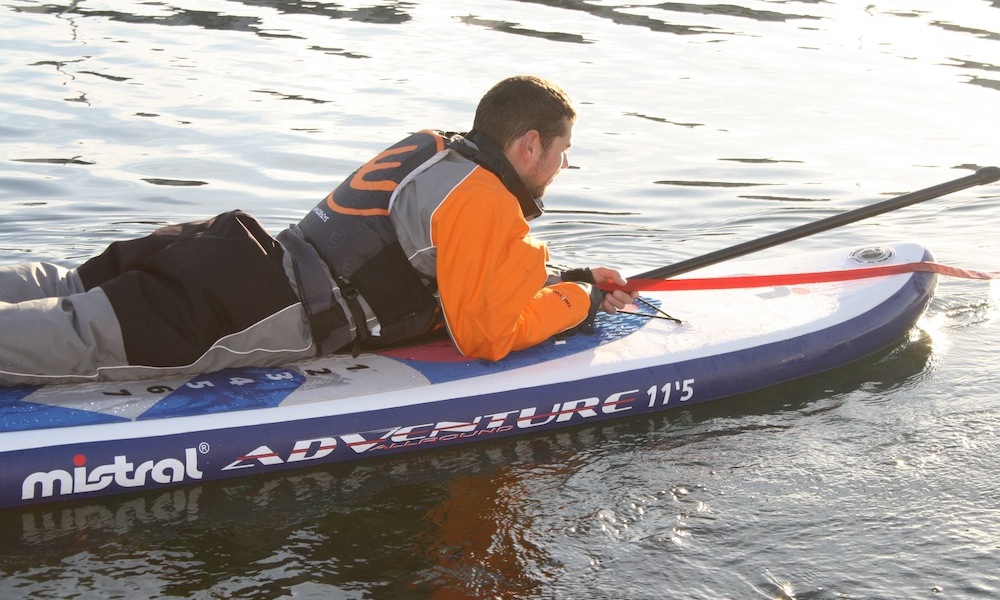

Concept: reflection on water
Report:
left=16, top=0, right=416, bottom=30
left=14, top=0, right=824, bottom=39
left=510, top=0, right=823, bottom=35
left=415, top=470, right=549, bottom=599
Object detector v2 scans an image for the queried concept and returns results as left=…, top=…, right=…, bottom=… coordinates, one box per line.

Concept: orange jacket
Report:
left=425, top=164, right=592, bottom=360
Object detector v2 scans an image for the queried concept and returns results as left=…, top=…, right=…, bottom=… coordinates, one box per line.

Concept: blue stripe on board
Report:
left=0, top=386, right=129, bottom=432
left=137, top=367, right=306, bottom=419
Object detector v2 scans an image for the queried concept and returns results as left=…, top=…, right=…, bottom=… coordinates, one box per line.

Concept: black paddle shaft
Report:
left=636, top=166, right=1000, bottom=280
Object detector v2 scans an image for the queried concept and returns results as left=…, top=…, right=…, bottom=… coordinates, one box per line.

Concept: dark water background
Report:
left=1, top=0, right=999, bottom=598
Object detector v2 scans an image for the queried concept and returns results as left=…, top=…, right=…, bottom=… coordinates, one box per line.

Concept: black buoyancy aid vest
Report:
left=290, top=128, right=542, bottom=355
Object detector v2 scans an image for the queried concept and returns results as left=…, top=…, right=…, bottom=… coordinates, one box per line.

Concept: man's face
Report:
left=523, top=119, right=573, bottom=199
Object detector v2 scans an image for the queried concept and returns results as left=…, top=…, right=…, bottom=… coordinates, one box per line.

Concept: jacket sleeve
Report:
left=431, top=167, right=592, bottom=361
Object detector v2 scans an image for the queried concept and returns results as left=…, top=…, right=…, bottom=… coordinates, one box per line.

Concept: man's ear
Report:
left=523, top=129, right=541, bottom=157
left=508, top=129, right=541, bottom=167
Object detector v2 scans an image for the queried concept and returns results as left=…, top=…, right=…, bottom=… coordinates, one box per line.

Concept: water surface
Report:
left=1, top=0, right=999, bottom=598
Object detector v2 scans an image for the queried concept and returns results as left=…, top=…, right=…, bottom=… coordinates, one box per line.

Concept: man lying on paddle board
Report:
left=0, top=76, right=637, bottom=386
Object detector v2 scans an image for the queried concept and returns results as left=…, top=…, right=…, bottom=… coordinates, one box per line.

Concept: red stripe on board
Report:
left=601, top=262, right=1000, bottom=293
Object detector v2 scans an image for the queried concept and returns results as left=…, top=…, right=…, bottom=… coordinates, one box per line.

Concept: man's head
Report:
left=473, top=76, right=576, bottom=199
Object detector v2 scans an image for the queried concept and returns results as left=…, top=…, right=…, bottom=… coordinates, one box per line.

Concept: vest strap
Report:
left=276, top=226, right=350, bottom=355
left=337, top=278, right=370, bottom=357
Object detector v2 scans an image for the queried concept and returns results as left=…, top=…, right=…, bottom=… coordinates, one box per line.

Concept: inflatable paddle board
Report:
left=0, top=242, right=937, bottom=508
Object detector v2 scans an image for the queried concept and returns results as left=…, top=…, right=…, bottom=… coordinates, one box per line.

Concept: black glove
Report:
left=560, top=267, right=595, bottom=284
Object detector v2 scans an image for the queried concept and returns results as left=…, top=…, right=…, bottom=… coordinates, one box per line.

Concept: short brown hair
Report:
left=472, top=76, right=576, bottom=151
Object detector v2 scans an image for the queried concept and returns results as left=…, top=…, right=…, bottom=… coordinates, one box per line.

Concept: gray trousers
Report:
left=0, top=262, right=127, bottom=386
left=0, top=262, right=316, bottom=387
